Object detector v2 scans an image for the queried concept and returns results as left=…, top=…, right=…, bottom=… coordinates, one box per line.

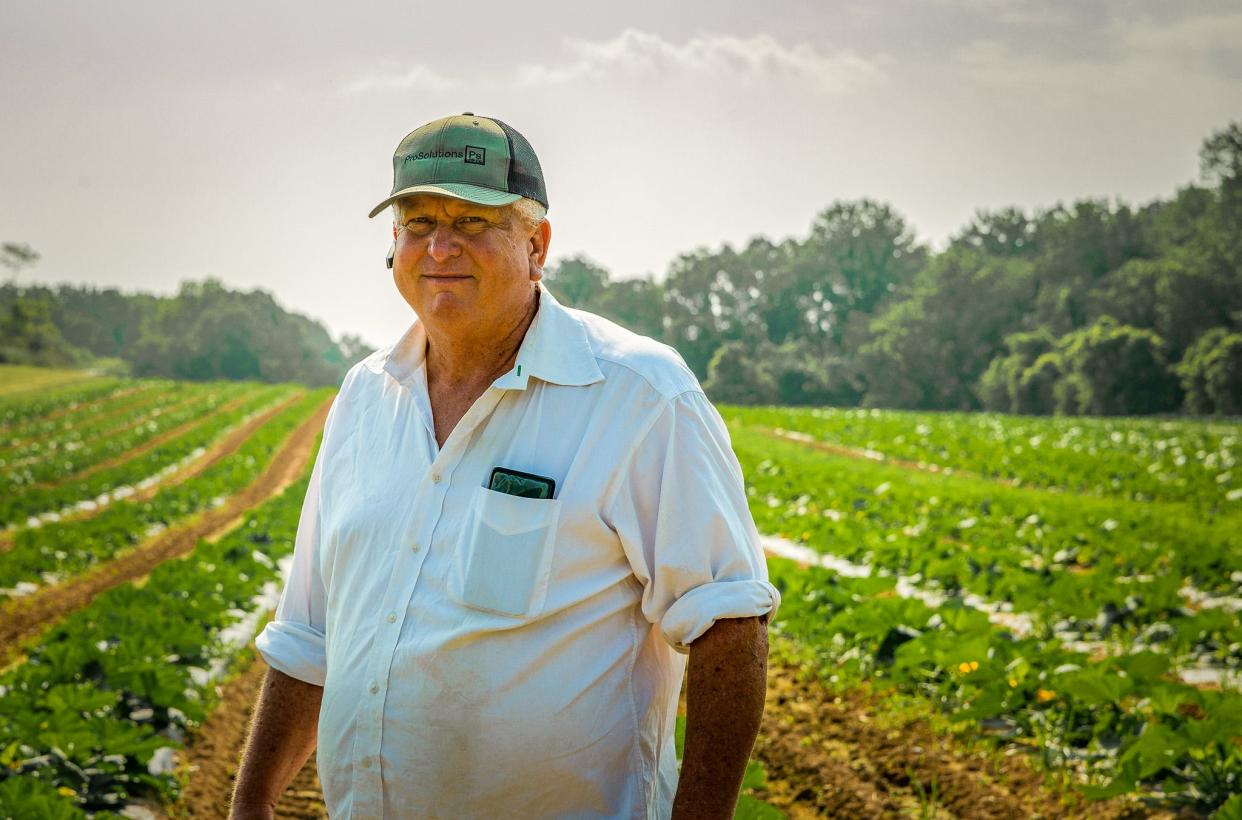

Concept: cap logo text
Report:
left=464, top=146, right=486, bottom=165
left=402, top=149, right=463, bottom=163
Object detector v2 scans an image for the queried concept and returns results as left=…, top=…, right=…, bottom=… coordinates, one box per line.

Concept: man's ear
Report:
left=528, top=220, right=551, bottom=282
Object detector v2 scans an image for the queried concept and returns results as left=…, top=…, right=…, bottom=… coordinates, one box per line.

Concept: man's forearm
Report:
left=673, top=615, right=769, bottom=820
left=230, top=666, right=324, bottom=819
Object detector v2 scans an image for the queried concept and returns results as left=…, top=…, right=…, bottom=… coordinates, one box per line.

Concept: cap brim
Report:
left=368, top=183, right=522, bottom=219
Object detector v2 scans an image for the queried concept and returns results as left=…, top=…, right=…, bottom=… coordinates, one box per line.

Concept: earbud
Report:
left=386, top=241, right=396, bottom=270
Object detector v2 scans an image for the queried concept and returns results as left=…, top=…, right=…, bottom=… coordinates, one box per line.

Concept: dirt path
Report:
left=0, top=392, right=303, bottom=555
left=173, top=649, right=325, bottom=820
left=0, top=396, right=331, bottom=667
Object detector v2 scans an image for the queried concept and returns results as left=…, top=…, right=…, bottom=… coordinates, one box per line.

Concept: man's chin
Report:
left=422, top=291, right=476, bottom=321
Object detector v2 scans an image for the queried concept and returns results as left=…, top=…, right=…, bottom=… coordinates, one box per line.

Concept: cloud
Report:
left=1122, top=11, right=1242, bottom=79
left=516, top=29, right=887, bottom=93
left=925, top=0, right=1084, bottom=27
left=948, top=9, right=1242, bottom=91
left=340, top=65, right=457, bottom=94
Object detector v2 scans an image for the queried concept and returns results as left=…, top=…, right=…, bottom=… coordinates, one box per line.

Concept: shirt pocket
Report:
left=449, top=484, right=562, bottom=619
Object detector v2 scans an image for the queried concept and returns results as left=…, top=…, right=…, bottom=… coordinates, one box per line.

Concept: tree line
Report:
left=0, top=274, right=371, bottom=388
left=544, top=122, right=1242, bottom=416
left=3, top=122, right=1240, bottom=413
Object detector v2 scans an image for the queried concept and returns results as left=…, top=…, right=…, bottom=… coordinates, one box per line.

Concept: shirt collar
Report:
left=368, top=281, right=604, bottom=391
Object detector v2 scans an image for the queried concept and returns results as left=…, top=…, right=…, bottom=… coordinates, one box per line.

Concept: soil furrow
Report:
left=753, top=652, right=1179, bottom=819
left=2, top=384, right=156, bottom=450
left=130, top=391, right=306, bottom=498
left=172, top=648, right=325, bottom=820
left=29, top=389, right=275, bottom=490
left=0, top=392, right=303, bottom=554
left=0, top=396, right=331, bottom=667
left=5, top=388, right=203, bottom=467
left=754, top=425, right=1015, bottom=487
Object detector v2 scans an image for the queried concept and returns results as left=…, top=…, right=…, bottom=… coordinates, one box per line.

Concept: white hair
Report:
left=391, top=196, right=547, bottom=234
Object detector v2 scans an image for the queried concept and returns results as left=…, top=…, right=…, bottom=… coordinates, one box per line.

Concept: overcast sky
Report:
left=3, top=0, right=1239, bottom=348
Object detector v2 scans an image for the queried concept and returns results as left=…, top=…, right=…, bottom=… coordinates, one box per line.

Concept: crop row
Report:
left=725, top=405, right=1242, bottom=510
left=0, top=378, right=128, bottom=430
left=0, top=384, right=290, bottom=531
left=0, top=450, right=316, bottom=817
left=766, top=554, right=1242, bottom=814
left=728, top=425, right=1242, bottom=675
left=0, top=381, right=179, bottom=460
left=0, top=389, right=328, bottom=594
left=0, top=380, right=167, bottom=452
left=1, top=381, right=254, bottom=493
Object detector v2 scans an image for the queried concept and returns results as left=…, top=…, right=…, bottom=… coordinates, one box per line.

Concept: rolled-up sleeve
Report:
left=607, top=389, right=780, bottom=653
left=255, top=409, right=330, bottom=686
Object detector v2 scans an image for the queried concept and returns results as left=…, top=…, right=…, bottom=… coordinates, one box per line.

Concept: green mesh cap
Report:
left=367, top=112, right=548, bottom=218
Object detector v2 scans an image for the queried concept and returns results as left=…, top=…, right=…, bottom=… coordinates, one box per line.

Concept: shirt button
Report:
left=430, top=471, right=442, bottom=484
left=361, top=758, right=372, bottom=769
left=386, top=612, right=396, bottom=623
left=369, top=681, right=379, bottom=695
left=411, top=541, right=421, bottom=552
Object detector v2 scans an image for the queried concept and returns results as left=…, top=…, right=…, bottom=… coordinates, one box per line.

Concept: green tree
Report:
left=0, top=294, right=87, bottom=367
left=1027, top=200, right=1155, bottom=335
left=951, top=208, right=1038, bottom=259
left=663, top=242, right=773, bottom=377
left=787, top=200, right=927, bottom=348
left=545, top=255, right=611, bottom=310
left=1175, top=328, right=1242, bottom=415
left=594, top=276, right=667, bottom=341
left=704, top=340, right=778, bottom=404
left=0, top=243, right=40, bottom=283
left=977, top=329, right=1056, bottom=413
left=1053, top=316, right=1181, bottom=415
left=859, top=248, right=1034, bottom=410
left=1015, top=352, right=1063, bottom=416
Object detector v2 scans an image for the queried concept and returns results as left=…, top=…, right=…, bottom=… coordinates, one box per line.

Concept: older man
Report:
left=231, top=113, right=779, bottom=820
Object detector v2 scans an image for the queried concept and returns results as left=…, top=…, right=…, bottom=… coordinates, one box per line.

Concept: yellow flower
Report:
left=801, top=531, right=811, bottom=541
left=1008, top=677, right=1018, bottom=688
left=957, top=660, right=980, bottom=674
left=1037, top=689, right=1056, bottom=702
left=57, top=786, right=76, bottom=797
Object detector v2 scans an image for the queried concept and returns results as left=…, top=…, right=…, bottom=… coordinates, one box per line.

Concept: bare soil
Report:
left=172, top=649, right=325, bottom=820
left=0, top=396, right=331, bottom=667
left=747, top=655, right=1188, bottom=819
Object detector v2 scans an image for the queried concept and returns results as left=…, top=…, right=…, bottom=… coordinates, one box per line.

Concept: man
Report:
left=231, top=113, right=779, bottom=819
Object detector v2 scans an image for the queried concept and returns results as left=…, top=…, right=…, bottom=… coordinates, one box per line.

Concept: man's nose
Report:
left=426, top=224, right=460, bottom=262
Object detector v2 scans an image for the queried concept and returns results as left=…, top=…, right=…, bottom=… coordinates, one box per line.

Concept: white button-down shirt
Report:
left=256, top=282, right=780, bottom=819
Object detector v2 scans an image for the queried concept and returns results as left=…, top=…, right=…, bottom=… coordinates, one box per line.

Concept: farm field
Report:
left=0, top=365, right=1238, bottom=818
left=719, top=404, right=1242, bottom=818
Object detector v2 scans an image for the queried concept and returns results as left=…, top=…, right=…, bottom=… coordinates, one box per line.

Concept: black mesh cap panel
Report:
left=491, top=117, right=548, bottom=211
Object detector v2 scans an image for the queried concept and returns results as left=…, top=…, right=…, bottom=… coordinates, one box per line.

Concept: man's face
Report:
left=391, top=194, right=549, bottom=338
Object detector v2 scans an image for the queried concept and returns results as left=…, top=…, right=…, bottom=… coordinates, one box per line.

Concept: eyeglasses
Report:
left=396, top=216, right=494, bottom=239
